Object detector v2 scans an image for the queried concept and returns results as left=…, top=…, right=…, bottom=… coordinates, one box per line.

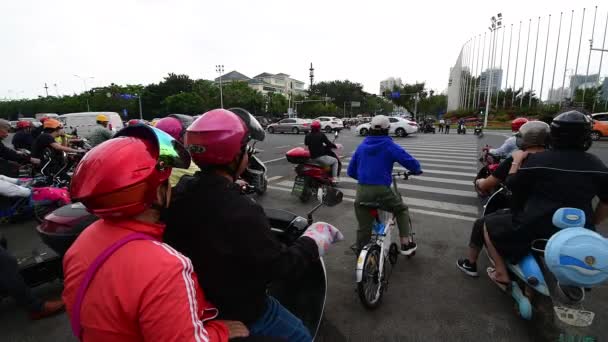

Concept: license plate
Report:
left=554, top=306, right=595, bottom=327
left=291, top=176, right=306, bottom=197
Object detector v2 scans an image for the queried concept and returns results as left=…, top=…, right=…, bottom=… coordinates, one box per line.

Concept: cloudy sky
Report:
left=1, top=0, right=603, bottom=100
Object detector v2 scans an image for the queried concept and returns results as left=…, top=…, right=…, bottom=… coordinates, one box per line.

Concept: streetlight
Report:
left=216, top=65, right=224, bottom=108
left=73, top=74, right=94, bottom=111
left=484, top=13, right=503, bottom=128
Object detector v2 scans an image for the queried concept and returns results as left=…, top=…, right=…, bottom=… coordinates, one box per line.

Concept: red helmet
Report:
left=311, top=120, right=321, bottom=131
left=70, top=125, right=191, bottom=219
left=185, top=109, right=248, bottom=167
left=16, top=121, right=31, bottom=129
left=511, top=118, right=529, bottom=132
left=127, top=119, right=141, bottom=126
left=39, top=117, right=49, bottom=124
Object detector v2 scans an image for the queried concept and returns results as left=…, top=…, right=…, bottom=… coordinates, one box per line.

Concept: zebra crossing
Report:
left=268, top=135, right=481, bottom=222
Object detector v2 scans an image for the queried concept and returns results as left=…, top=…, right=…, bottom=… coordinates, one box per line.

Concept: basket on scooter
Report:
left=286, top=147, right=310, bottom=164
left=544, top=208, right=608, bottom=288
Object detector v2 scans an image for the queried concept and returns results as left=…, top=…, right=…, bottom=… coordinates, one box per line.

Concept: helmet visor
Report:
left=228, top=107, right=266, bottom=142
left=115, top=125, right=191, bottom=169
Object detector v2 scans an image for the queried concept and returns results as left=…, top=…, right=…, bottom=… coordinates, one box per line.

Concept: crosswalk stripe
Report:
left=266, top=185, right=477, bottom=221
left=342, top=164, right=476, bottom=177
left=418, top=163, right=476, bottom=171
left=276, top=179, right=477, bottom=198
left=408, top=153, right=475, bottom=160
left=345, top=157, right=474, bottom=165
left=399, top=145, right=478, bottom=152
left=334, top=178, right=477, bottom=198
left=402, top=149, right=477, bottom=157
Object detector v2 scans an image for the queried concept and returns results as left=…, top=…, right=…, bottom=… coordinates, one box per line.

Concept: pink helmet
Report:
left=185, top=109, right=248, bottom=167
left=311, top=120, right=321, bottom=132
left=155, top=117, right=183, bottom=141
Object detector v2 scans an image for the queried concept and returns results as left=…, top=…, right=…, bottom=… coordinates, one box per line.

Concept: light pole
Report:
left=216, top=65, right=224, bottom=108
left=485, top=13, right=502, bottom=128
left=73, top=74, right=94, bottom=111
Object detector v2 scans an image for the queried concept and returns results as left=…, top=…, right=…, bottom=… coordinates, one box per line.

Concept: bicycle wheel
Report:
left=357, top=244, right=384, bottom=310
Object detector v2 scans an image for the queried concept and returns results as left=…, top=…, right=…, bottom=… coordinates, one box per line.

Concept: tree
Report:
left=267, top=93, right=288, bottom=115
left=163, top=93, right=205, bottom=114
left=221, top=82, right=265, bottom=113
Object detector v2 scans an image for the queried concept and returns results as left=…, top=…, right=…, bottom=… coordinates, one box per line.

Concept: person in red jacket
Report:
left=62, top=124, right=247, bottom=341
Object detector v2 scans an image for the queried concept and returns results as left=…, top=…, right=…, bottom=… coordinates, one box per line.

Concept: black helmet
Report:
left=228, top=108, right=266, bottom=142
left=550, top=111, right=592, bottom=151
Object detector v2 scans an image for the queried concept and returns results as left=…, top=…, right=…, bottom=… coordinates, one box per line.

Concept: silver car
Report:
left=267, top=118, right=311, bottom=134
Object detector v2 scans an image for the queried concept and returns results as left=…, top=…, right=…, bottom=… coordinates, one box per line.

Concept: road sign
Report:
left=351, top=101, right=361, bottom=107
left=391, top=92, right=400, bottom=99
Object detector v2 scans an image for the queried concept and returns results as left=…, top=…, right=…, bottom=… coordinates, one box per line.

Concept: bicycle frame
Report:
left=355, top=174, right=404, bottom=284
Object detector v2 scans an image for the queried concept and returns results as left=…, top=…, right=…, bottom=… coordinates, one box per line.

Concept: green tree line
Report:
left=1, top=74, right=448, bottom=121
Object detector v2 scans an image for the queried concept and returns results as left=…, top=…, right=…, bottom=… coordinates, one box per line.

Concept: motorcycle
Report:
left=37, top=186, right=343, bottom=340
left=474, top=125, right=483, bottom=137
left=457, top=122, right=467, bottom=134
left=286, top=131, right=344, bottom=203
left=475, top=145, right=503, bottom=184
left=241, top=146, right=268, bottom=195
left=0, top=179, right=71, bottom=224
left=482, top=188, right=608, bottom=340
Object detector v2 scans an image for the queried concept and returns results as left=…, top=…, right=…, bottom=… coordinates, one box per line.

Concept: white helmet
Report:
left=371, top=115, right=390, bottom=130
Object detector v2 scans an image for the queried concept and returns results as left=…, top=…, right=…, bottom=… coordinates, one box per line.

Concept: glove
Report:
left=411, top=169, right=423, bottom=176
left=301, top=222, right=344, bottom=256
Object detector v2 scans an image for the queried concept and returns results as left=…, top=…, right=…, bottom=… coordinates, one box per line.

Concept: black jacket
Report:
left=164, top=171, right=319, bottom=324
left=12, top=131, right=34, bottom=151
left=304, top=131, right=336, bottom=159
left=0, top=141, right=29, bottom=164
left=506, top=150, right=608, bottom=238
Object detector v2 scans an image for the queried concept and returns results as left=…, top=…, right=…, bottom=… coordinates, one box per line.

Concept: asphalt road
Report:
left=1, top=129, right=607, bottom=341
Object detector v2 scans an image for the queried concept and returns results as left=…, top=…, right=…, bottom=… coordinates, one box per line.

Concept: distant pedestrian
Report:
left=445, top=119, right=451, bottom=134
left=438, top=119, right=445, bottom=133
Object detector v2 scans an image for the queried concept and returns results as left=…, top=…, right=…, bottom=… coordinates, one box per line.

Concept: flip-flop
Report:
left=487, top=267, right=510, bottom=292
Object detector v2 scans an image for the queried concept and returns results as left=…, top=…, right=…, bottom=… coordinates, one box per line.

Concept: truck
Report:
left=34, top=113, right=59, bottom=120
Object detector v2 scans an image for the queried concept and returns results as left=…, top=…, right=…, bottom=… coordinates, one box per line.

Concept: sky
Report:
left=0, top=0, right=604, bottom=100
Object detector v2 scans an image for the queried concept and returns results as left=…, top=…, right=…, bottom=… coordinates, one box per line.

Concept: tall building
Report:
left=478, top=68, right=503, bottom=93
left=570, top=74, right=600, bottom=93
left=547, top=87, right=570, bottom=104
left=602, top=78, right=608, bottom=101
left=379, top=77, right=403, bottom=94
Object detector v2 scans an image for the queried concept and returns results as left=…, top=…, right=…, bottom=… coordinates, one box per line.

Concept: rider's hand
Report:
left=302, top=222, right=344, bottom=256
left=220, top=320, right=249, bottom=338
left=29, top=157, right=41, bottom=165
left=411, top=169, right=423, bottom=176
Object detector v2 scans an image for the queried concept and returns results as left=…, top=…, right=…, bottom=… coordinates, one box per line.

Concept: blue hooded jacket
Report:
left=348, top=135, right=422, bottom=186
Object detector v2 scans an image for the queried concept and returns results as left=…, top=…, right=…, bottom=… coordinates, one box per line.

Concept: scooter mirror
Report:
left=334, top=131, right=338, bottom=138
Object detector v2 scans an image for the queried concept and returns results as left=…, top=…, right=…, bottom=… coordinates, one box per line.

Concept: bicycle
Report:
left=354, top=171, right=414, bottom=309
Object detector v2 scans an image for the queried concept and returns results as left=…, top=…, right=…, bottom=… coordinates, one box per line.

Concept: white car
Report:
left=314, top=116, right=344, bottom=132
left=356, top=117, right=418, bottom=137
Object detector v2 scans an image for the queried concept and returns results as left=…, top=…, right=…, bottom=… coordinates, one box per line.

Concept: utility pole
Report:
left=216, top=65, right=224, bottom=108
left=309, top=63, right=315, bottom=89
left=44, top=83, right=49, bottom=97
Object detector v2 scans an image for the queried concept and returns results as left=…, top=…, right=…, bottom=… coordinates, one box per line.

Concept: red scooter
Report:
left=286, top=132, right=343, bottom=203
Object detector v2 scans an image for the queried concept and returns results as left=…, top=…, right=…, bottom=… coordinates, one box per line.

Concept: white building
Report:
left=547, top=87, right=570, bottom=104
left=379, top=77, right=403, bottom=94
left=479, top=68, right=503, bottom=93
left=214, top=71, right=306, bottom=97
left=447, top=51, right=464, bottom=111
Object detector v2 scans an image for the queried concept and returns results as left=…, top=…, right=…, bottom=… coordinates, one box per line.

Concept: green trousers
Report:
left=354, top=184, right=412, bottom=250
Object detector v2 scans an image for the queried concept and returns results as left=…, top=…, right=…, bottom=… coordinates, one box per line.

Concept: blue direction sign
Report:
left=391, top=91, right=400, bottom=99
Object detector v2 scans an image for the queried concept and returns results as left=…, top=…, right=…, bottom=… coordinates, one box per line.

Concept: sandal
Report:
left=487, top=267, right=510, bottom=292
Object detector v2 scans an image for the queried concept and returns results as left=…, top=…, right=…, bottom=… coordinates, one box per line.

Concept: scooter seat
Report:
left=359, top=202, right=381, bottom=209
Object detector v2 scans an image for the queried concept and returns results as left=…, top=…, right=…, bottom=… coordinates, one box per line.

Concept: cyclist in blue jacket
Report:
left=348, top=115, right=423, bottom=254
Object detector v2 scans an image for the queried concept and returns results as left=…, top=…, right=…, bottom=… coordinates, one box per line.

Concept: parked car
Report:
left=254, top=116, right=270, bottom=128
left=314, top=116, right=344, bottom=132
left=267, top=118, right=311, bottom=134
left=356, top=117, right=418, bottom=137
left=591, top=112, right=608, bottom=141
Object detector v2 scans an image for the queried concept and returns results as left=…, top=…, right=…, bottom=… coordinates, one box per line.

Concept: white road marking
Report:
left=406, top=153, right=476, bottom=161
left=344, top=157, right=474, bottom=165
left=342, top=164, right=476, bottom=177
left=416, top=162, right=476, bottom=171
left=262, top=157, right=286, bottom=163
left=398, top=147, right=478, bottom=155
left=267, top=176, right=283, bottom=182
left=274, top=145, right=291, bottom=149
left=266, top=185, right=477, bottom=221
